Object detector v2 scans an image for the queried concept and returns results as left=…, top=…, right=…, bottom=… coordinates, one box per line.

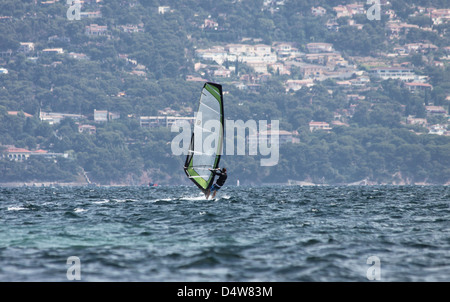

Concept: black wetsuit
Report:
left=212, top=169, right=227, bottom=187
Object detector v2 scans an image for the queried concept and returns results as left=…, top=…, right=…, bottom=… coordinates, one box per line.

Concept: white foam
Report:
left=114, top=199, right=137, bottom=203
left=93, top=199, right=109, bottom=204
left=74, top=208, right=87, bottom=213
left=181, top=195, right=207, bottom=201
left=7, top=206, right=26, bottom=211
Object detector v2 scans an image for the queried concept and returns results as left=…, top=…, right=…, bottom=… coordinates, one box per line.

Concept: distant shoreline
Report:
left=0, top=182, right=448, bottom=187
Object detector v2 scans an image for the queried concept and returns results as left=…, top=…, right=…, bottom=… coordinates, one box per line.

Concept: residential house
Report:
left=18, top=42, right=35, bottom=53
left=405, top=82, right=433, bottom=93
left=0, top=50, right=13, bottom=58
left=309, top=121, right=332, bottom=132
left=300, top=64, right=326, bottom=78
left=202, top=19, right=219, bottom=30
left=268, top=62, right=290, bottom=75
left=272, top=42, right=300, bottom=58
left=158, top=6, right=171, bottom=14
left=333, top=3, right=365, bottom=17
left=119, top=24, right=145, bottom=33
left=214, top=67, right=231, bottom=78
left=39, top=111, right=86, bottom=125
left=325, top=20, right=339, bottom=32
left=108, top=112, right=120, bottom=121
left=387, top=21, right=419, bottom=39
left=67, top=52, right=88, bottom=60
left=429, top=124, right=447, bottom=135
left=350, top=76, right=370, bottom=87
left=346, top=3, right=365, bottom=15
left=80, top=11, right=102, bottom=19
left=306, top=43, right=334, bottom=53
left=285, top=79, right=315, bottom=92
left=226, top=44, right=272, bottom=56
left=336, top=80, right=352, bottom=88
left=42, top=48, right=64, bottom=55
left=369, top=67, right=416, bottom=81
left=195, top=46, right=229, bottom=64
left=241, top=55, right=277, bottom=73
left=304, top=52, right=345, bottom=67
left=425, top=106, right=447, bottom=115
left=430, top=8, right=450, bottom=25
left=311, top=6, right=326, bottom=16
left=94, top=109, right=108, bottom=122
left=406, top=116, right=427, bottom=126
left=78, top=124, right=97, bottom=135
left=85, top=24, right=108, bottom=36
left=1, top=146, right=31, bottom=161
left=333, top=5, right=352, bottom=18
left=405, top=43, right=438, bottom=53
left=1, top=146, right=68, bottom=161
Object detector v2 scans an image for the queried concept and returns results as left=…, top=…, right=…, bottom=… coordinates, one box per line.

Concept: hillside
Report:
left=0, top=0, right=449, bottom=185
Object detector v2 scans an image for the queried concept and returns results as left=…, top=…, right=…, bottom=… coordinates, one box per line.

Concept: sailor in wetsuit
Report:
left=205, top=168, right=227, bottom=199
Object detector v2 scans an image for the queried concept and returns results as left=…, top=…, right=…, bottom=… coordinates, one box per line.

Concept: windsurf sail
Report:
left=184, top=82, right=224, bottom=194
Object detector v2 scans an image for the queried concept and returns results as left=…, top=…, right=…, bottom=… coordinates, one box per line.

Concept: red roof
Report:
left=6, top=147, right=31, bottom=153
left=405, top=82, right=432, bottom=87
left=309, top=121, right=330, bottom=126
left=7, top=111, right=33, bottom=118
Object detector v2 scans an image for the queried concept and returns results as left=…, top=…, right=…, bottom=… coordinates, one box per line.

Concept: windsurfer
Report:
left=205, top=168, right=227, bottom=199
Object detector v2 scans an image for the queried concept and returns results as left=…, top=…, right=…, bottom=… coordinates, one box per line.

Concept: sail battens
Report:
left=199, top=101, right=220, bottom=115
left=193, top=125, right=215, bottom=134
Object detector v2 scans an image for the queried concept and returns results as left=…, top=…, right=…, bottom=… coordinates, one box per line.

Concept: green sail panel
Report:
left=184, top=82, right=224, bottom=193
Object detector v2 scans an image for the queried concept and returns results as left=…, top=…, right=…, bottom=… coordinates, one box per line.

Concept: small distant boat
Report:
left=148, top=182, right=158, bottom=187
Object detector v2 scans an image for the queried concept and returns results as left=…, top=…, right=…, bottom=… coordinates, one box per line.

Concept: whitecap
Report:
left=74, top=208, right=87, bottom=213
left=181, top=195, right=207, bottom=201
left=7, top=206, right=26, bottom=211
left=114, top=199, right=137, bottom=203
left=92, top=199, right=109, bottom=204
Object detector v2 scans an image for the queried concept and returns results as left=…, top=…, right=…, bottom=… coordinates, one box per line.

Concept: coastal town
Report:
left=0, top=0, right=449, bottom=185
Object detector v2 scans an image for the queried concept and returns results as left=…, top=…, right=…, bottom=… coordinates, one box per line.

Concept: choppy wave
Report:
left=0, top=185, right=449, bottom=281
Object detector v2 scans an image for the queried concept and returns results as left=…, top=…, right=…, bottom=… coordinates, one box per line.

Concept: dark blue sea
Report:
left=0, top=185, right=449, bottom=282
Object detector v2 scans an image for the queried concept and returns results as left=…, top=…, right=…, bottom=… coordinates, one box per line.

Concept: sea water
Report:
left=0, top=185, right=449, bottom=281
